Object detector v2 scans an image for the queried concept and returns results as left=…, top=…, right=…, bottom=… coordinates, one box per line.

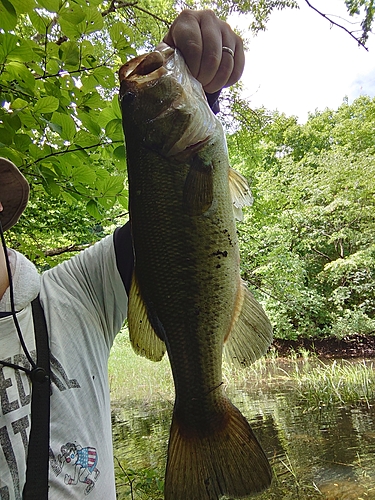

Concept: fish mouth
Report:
left=119, top=47, right=174, bottom=93
left=119, top=48, right=218, bottom=157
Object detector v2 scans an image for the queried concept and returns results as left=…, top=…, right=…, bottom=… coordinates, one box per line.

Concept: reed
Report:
left=292, top=359, right=375, bottom=407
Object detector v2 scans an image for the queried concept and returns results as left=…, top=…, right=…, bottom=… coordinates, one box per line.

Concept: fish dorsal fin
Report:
left=224, top=280, right=273, bottom=367
left=183, top=155, right=214, bottom=216
left=228, top=168, right=253, bottom=221
left=128, top=272, right=166, bottom=361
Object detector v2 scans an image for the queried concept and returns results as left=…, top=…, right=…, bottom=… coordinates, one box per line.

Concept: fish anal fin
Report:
left=165, top=399, right=272, bottom=499
left=224, top=279, right=273, bottom=367
left=229, top=167, right=253, bottom=221
left=128, top=272, right=166, bottom=362
left=183, top=155, right=213, bottom=216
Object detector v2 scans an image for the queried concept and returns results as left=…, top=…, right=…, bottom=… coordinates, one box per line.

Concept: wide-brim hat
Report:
left=0, top=158, right=30, bottom=231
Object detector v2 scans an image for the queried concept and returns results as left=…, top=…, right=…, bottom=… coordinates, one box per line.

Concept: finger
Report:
left=163, top=9, right=245, bottom=92
left=203, top=36, right=245, bottom=93
left=163, top=10, right=203, bottom=79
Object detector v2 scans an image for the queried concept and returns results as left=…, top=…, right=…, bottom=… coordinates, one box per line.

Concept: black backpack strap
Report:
left=23, top=296, right=51, bottom=499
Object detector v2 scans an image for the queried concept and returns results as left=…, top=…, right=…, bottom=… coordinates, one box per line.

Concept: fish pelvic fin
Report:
left=228, top=167, right=253, bottom=221
left=165, top=400, right=272, bottom=500
left=224, top=280, right=273, bottom=368
left=128, top=272, right=166, bottom=361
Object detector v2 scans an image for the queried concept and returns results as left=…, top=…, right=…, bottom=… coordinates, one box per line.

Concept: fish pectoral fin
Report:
left=224, top=279, right=273, bottom=367
left=183, top=155, right=214, bottom=216
left=128, top=272, right=166, bottom=362
left=228, top=167, right=253, bottom=221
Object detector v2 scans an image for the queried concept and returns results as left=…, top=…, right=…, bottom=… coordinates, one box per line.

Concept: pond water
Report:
left=111, top=358, right=375, bottom=499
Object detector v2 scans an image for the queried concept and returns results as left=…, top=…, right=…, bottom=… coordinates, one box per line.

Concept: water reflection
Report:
left=112, top=359, right=375, bottom=499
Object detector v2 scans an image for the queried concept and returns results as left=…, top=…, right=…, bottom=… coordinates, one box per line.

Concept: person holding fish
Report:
left=0, top=8, right=272, bottom=500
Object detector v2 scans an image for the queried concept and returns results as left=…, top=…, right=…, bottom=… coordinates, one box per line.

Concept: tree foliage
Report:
left=1, top=0, right=374, bottom=338
left=228, top=96, right=375, bottom=339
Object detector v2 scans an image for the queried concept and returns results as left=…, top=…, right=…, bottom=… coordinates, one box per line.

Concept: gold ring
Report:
left=222, top=46, right=235, bottom=58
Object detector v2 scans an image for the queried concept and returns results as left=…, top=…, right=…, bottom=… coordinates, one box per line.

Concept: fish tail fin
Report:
left=165, top=400, right=272, bottom=500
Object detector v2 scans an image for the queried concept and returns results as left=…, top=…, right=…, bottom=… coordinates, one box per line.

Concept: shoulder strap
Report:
left=23, top=296, right=51, bottom=500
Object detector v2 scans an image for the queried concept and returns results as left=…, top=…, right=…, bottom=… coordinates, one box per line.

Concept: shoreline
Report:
left=271, top=333, right=375, bottom=359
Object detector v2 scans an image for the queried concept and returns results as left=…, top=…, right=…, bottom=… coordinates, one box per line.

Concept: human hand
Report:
left=157, top=9, right=244, bottom=94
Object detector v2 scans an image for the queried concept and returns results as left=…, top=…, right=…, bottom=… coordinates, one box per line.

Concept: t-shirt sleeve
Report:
left=41, top=234, right=128, bottom=347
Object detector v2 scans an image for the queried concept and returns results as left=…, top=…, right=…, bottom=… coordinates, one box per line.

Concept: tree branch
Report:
left=101, top=0, right=170, bottom=27
left=29, top=141, right=124, bottom=166
left=304, top=0, right=369, bottom=51
left=44, top=243, right=92, bottom=256
left=311, top=247, right=332, bottom=261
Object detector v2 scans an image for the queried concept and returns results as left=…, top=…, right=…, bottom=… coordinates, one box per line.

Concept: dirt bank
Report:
left=272, top=334, right=375, bottom=359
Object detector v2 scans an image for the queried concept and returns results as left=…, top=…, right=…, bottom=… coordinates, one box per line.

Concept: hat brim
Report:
left=0, top=158, right=30, bottom=231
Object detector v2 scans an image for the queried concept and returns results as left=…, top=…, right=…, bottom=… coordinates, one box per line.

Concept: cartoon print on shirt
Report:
left=54, top=442, right=100, bottom=495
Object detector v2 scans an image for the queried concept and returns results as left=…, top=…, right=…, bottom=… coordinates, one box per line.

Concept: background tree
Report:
left=228, top=96, right=375, bottom=339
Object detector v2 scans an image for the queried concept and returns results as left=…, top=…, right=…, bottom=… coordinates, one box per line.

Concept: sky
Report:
left=230, top=0, right=375, bottom=122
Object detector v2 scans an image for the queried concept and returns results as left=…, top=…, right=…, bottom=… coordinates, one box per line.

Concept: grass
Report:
left=108, top=328, right=174, bottom=402
left=291, top=358, right=375, bottom=408
left=109, top=328, right=375, bottom=407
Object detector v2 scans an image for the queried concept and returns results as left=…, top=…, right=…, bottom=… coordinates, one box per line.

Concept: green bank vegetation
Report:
left=229, top=95, right=375, bottom=340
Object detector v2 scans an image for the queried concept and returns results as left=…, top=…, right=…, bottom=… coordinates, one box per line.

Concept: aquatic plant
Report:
left=292, top=359, right=375, bottom=408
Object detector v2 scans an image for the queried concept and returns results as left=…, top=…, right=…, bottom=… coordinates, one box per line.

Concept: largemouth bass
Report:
left=119, top=47, right=273, bottom=500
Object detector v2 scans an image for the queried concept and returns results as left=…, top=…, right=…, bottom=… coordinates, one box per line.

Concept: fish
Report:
left=119, top=47, right=273, bottom=500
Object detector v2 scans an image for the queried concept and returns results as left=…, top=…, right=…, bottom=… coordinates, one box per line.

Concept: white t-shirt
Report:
left=0, top=234, right=128, bottom=499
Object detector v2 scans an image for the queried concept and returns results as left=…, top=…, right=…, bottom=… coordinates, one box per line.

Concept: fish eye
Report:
left=120, top=91, right=136, bottom=107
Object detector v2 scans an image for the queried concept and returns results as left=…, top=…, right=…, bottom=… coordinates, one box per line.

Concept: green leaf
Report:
left=79, top=7, right=103, bottom=35
left=11, top=98, right=29, bottom=110
left=59, top=4, right=85, bottom=24
left=97, top=175, right=125, bottom=197
left=11, top=0, right=35, bottom=15
left=2, top=113, right=21, bottom=135
left=0, top=127, right=13, bottom=146
left=74, top=130, right=98, bottom=148
left=81, top=91, right=103, bottom=110
left=59, top=17, right=82, bottom=40
left=92, top=66, right=115, bottom=88
left=117, top=192, right=128, bottom=208
left=0, top=146, right=23, bottom=165
left=34, top=96, right=60, bottom=114
left=0, top=36, right=38, bottom=72
left=98, top=106, right=118, bottom=128
left=105, top=119, right=124, bottom=142
left=61, top=190, right=78, bottom=205
left=0, top=0, right=17, bottom=31
left=110, top=22, right=133, bottom=50
left=4, top=62, right=35, bottom=92
left=44, top=80, right=62, bottom=99
left=0, top=33, right=17, bottom=61
left=36, top=0, right=60, bottom=13
left=86, top=199, right=102, bottom=219
left=113, top=145, right=126, bottom=160
left=59, top=41, right=80, bottom=67
left=46, top=58, right=60, bottom=75
left=43, top=177, right=61, bottom=196
left=72, top=164, right=97, bottom=184
left=51, top=112, right=76, bottom=141
left=111, top=95, right=122, bottom=119
left=76, top=110, right=102, bottom=136
left=28, top=9, right=52, bottom=33
left=14, top=133, right=32, bottom=152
